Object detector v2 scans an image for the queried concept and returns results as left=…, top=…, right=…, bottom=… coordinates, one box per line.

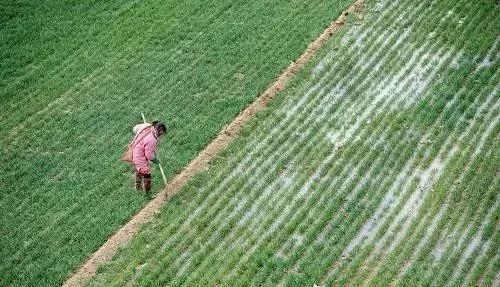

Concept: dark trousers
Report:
left=135, top=172, right=152, bottom=192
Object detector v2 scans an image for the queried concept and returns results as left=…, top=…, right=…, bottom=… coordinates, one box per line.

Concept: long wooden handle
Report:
left=158, top=164, right=168, bottom=186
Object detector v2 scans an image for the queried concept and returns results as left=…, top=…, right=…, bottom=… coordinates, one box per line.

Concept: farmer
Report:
left=130, top=120, right=167, bottom=195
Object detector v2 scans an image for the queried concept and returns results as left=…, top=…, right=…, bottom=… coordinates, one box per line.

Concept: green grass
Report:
left=86, top=0, right=500, bottom=286
left=85, top=0, right=500, bottom=285
left=0, top=0, right=355, bottom=286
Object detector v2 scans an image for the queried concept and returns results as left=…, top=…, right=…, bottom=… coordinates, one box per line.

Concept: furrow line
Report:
left=181, top=9, right=442, bottom=282
left=147, top=0, right=418, bottom=268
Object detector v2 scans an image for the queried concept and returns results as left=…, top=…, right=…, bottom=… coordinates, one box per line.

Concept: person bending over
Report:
left=131, top=121, right=167, bottom=195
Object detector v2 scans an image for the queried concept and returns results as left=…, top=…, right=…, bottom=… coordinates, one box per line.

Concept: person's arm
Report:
left=144, top=141, right=157, bottom=162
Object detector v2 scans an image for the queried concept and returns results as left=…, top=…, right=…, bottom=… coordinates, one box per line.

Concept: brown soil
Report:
left=62, top=1, right=364, bottom=286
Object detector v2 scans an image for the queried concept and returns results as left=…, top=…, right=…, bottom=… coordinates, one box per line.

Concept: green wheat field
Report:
left=1, top=0, right=499, bottom=286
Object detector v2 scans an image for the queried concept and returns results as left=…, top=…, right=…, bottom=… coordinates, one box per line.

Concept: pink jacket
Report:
left=132, top=125, right=158, bottom=174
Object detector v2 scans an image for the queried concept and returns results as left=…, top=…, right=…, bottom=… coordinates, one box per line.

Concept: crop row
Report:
left=88, top=0, right=499, bottom=286
left=0, top=1, right=357, bottom=286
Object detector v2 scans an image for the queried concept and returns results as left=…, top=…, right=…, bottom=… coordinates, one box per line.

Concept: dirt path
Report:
left=62, top=1, right=363, bottom=286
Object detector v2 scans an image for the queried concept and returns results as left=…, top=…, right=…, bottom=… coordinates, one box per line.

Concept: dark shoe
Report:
left=145, top=191, right=154, bottom=200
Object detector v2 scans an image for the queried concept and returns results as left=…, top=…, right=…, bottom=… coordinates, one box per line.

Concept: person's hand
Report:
left=152, top=157, right=160, bottom=164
